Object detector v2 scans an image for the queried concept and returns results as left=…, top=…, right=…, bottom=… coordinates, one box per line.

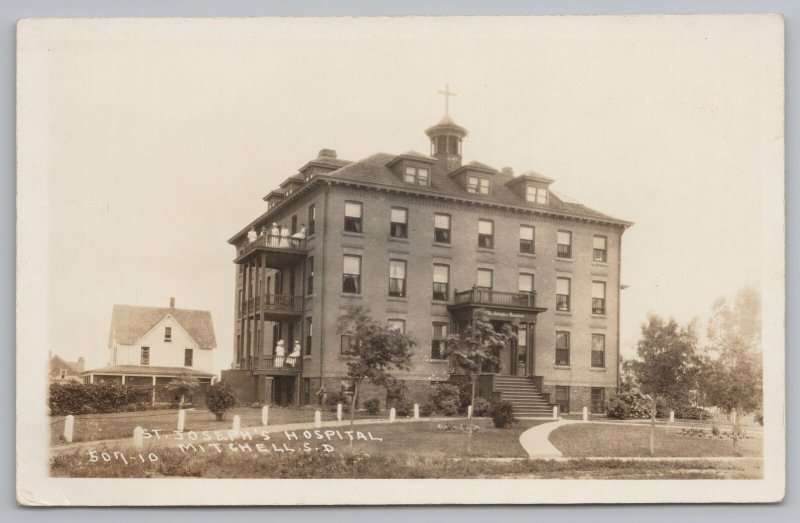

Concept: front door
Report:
left=516, top=323, right=528, bottom=376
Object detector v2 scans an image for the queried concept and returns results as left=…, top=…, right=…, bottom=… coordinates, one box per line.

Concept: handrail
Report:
left=240, top=233, right=307, bottom=257
left=247, top=354, right=302, bottom=372
left=452, top=288, right=537, bottom=308
left=239, top=294, right=304, bottom=315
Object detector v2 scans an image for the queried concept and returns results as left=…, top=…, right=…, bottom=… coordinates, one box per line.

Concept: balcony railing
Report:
left=240, top=294, right=303, bottom=317
left=248, top=354, right=302, bottom=372
left=452, top=288, right=537, bottom=309
left=240, top=233, right=307, bottom=258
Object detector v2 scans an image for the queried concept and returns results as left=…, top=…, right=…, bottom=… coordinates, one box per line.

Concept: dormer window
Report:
left=526, top=185, right=548, bottom=204
left=468, top=176, right=490, bottom=195
left=404, top=166, right=429, bottom=185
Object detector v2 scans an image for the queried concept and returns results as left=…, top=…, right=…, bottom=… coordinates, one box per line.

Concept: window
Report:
left=184, top=348, right=193, bottom=367
left=164, top=326, right=172, bottom=342
left=556, top=277, right=571, bottom=311
left=519, top=273, right=534, bottom=294
left=593, top=235, right=607, bottom=262
left=525, top=185, right=548, bottom=204
left=431, top=322, right=448, bottom=360
left=140, top=347, right=150, bottom=365
left=308, top=204, right=316, bottom=236
left=306, top=257, right=314, bottom=295
left=555, top=331, right=570, bottom=365
left=592, top=281, right=607, bottom=315
left=478, top=219, right=494, bottom=249
left=555, top=386, right=570, bottom=414
left=344, top=201, right=363, bottom=233
left=591, top=387, right=605, bottom=414
left=592, top=334, right=606, bottom=368
left=59, top=369, right=67, bottom=379
left=342, top=255, right=361, bottom=294
left=557, top=230, right=572, bottom=258
left=404, top=165, right=430, bottom=185
left=341, top=334, right=357, bottom=355
left=517, top=325, right=528, bottom=367
left=432, top=264, right=450, bottom=301
left=520, top=225, right=535, bottom=254
left=477, top=269, right=493, bottom=290
left=388, top=319, right=406, bottom=333
left=305, top=317, right=313, bottom=356
left=434, top=213, right=451, bottom=244
left=389, top=259, right=407, bottom=297
left=390, top=208, right=408, bottom=238
left=468, top=175, right=490, bottom=195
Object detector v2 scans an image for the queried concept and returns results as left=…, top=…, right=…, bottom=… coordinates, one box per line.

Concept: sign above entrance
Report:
left=484, top=309, right=536, bottom=323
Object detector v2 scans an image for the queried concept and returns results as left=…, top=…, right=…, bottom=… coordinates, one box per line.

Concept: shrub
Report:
left=430, top=383, right=461, bottom=414
left=206, top=382, right=237, bottom=421
left=391, top=397, right=413, bottom=417
left=754, top=411, right=764, bottom=426
left=49, top=382, right=152, bottom=416
left=711, top=425, right=720, bottom=436
left=605, top=388, right=651, bottom=420
left=446, top=375, right=473, bottom=412
left=489, top=400, right=517, bottom=428
left=472, top=397, right=491, bottom=417
left=324, top=392, right=350, bottom=413
left=419, top=401, right=435, bottom=417
left=672, top=404, right=712, bottom=420
left=363, top=398, right=381, bottom=415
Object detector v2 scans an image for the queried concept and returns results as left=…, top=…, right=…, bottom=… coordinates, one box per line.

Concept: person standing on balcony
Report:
left=287, top=341, right=301, bottom=367
left=247, top=227, right=257, bottom=243
left=274, top=339, right=286, bottom=367
left=290, top=224, right=307, bottom=248
left=269, top=223, right=280, bottom=246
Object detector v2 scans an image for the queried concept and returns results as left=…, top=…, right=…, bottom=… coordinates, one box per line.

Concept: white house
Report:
left=83, top=298, right=217, bottom=401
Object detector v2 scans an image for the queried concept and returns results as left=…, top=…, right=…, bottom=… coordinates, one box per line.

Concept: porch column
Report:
left=261, top=254, right=267, bottom=357
left=121, top=374, right=126, bottom=385
left=151, top=375, right=156, bottom=406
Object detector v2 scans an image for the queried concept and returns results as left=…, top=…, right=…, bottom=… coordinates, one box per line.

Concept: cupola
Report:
left=425, top=84, right=468, bottom=175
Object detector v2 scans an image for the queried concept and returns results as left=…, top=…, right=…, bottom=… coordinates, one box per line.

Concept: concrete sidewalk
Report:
left=518, top=420, right=581, bottom=458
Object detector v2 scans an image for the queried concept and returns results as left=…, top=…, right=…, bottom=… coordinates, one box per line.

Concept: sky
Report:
left=32, top=16, right=781, bottom=373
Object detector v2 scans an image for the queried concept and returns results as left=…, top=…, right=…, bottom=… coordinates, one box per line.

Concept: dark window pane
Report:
left=344, top=217, right=362, bottom=233
left=432, top=282, right=449, bottom=301
left=556, top=294, right=570, bottom=311
left=592, top=298, right=606, bottom=315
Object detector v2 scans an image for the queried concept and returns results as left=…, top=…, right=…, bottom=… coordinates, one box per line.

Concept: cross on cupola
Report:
left=438, top=83, right=457, bottom=117
left=425, top=83, right=469, bottom=173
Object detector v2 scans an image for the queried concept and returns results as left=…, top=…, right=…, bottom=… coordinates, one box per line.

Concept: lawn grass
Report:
left=549, top=423, right=762, bottom=458
left=49, top=407, right=383, bottom=445
left=50, top=444, right=762, bottom=479
left=335, top=419, right=548, bottom=458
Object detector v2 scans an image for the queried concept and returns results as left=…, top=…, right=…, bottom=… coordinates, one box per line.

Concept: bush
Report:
left=391, top=397, right=413, bottom=417
left=324, top=392, right=350, bottom=413
left=446, top=375, right=474, bottom=412
left=49, top=382, right=152, bottom=416
left=419, top=401, right=435, bottom=417
left=489, top=400, right=517, bottom=428
left=472, top=397, right=491, bottom=417
left=430, top=383, right=461, bottom=415
left=363, top=398, right=381, bottom=415
left=755, top=411, right=764, bottom=426
left=605, top=388, right=651, bottom=420
left=206, top=382, right=237, bottom=421
left=672, top=404, right=712, bottom=421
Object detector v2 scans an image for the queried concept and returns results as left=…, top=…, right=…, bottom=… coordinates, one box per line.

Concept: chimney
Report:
left=501, top=167, right=514, bottom=176
left=169, top=297, right=175, bottom=308
left=318, top=148, right=337, bottom=159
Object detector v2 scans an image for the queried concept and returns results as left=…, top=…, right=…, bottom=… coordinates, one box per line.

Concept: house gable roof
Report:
left=108, top=304, right=217, bottom=350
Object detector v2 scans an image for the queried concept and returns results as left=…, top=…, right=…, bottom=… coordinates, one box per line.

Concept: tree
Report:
left=701, top=288, right=762, bottom=450
left=206, top=381, right=238, bottom=421
left=626, top=315, right=702, bottom=456
left=443, top=308, right=514, bottom=454
left=340, top=306, right=414, bottom=446
left=165, top=374, right=200, bottom=409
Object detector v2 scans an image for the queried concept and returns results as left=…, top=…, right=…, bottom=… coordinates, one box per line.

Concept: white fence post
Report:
left=133, top=426, right=144, bottom=450
left=336, top=403, right=343, bottom=421
left=467, top=405, right=473, bottom=419
left=413, top=403, right=420, bottom=419
left=582, top=406, right=588, bottom=422
left=261, top=405, right=269, bottom=426
left=314, top=410, right=322, bottom=428
left=669, top=410, right=675, bottom=423
left=177, top=409, right=186, bottom=432
left=64, top=415, right=74, bottom=443
left=232, top=415, right=241, bottom=435
left=552, top=406, right=559, bottom=420
left=389, top=407, right=396, bottom=423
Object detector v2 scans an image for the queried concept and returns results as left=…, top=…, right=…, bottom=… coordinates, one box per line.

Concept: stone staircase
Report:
left=493, top=376, right=553, bottom=417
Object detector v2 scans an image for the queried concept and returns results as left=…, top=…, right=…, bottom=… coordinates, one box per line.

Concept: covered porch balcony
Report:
left=449, top=287, right=540, bottom=312
left=238, top=293, right=304, bottom=321
left=247, top=354, right=302, bottom=376
left=234, top=234, right=307, bottom=269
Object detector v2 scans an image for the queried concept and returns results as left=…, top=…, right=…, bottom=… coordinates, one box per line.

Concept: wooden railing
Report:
left=453, top=288, right=537, bottom=309
left=240, top=233, right=307, bottom=257
left=248, top=354, right=302, bottom=372
left=240, top=294, right=303, bottom=316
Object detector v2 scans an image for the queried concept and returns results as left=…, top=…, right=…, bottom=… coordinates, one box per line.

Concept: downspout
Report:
left=318, top=183, right=330, bottom=401
left=616, top=230, right=624, bottom=392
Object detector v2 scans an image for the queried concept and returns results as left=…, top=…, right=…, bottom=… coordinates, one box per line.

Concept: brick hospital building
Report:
left=223, top=104, right=632, bottom=416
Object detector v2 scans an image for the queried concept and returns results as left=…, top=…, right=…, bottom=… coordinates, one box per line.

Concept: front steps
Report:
left=492, top=375, right=553, bottom=417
